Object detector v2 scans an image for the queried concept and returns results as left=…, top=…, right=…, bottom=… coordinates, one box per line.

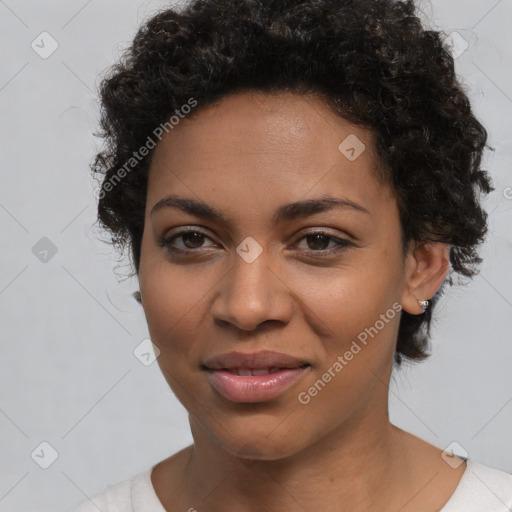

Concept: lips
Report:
left=203, top=350, right=309, bottom=371
left=202, top=350, right=310, bottom=403
left=225, top=367, right=287, bottom=376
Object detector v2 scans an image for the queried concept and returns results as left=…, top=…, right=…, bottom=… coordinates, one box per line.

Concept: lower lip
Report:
left=206, top=367, right=309, bottom=403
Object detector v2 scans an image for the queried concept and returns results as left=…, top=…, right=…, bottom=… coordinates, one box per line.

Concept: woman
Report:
left=72, top=0, right=512, bottom=510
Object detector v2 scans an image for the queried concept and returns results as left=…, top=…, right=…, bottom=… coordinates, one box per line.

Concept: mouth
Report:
left=202, top=351, right=311, bottom=403
left=211, top=365, right=310, bottom=376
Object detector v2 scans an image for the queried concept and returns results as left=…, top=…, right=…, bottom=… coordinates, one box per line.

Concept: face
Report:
left=138, top=90, right=411, bottom=460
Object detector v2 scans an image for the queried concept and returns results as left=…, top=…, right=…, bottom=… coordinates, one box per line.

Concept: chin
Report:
left=206, top=423, right=311, bottom=462
left=188, top=394, right=323, bottom=462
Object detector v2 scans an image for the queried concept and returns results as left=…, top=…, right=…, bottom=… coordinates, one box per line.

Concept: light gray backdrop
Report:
left=0, top=1, right=511, bottom=511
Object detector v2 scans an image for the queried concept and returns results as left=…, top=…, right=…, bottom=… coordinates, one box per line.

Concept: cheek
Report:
left=295, top=249, right=404, bottom=392
left=292, top=268, right=402, bottom=426
left=138, top=249, right=208, bottom=356
left=139, top=260, right=211, bottom=408
left=302, top=255, right=403, bottom=340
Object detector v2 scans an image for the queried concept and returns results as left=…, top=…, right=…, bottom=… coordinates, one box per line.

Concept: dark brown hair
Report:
left=91, top=0, right=492, bottom=365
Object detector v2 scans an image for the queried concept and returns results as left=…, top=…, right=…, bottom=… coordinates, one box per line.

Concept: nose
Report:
left=210, top=248, right=293, bottom=332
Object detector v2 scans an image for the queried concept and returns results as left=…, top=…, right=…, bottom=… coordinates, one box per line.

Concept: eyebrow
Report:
left=150, top=194, right=370, bottom=223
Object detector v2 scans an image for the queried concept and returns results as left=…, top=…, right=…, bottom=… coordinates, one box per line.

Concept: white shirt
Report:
left=69, top=458, right=512, bottom=511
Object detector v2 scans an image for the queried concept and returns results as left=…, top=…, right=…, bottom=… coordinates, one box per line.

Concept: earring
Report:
left=418, top=299, right=429, bottom=313
left=133, top=290, right=142, bottom=304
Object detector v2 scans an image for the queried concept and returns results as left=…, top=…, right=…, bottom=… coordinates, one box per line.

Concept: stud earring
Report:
left=418, top=299, right=429, bottom=313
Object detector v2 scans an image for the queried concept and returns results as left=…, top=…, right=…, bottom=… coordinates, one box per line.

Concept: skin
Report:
left=137, top=90, right=466, bottom=512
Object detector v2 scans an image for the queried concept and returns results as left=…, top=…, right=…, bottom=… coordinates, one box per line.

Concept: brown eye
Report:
left=304, top=233, right=333, bottom=251
left=159, top=229, right=216, bottom=254
left=294, top=231, right=353, bottom=257
left=180, top=232, right=207, bottom=249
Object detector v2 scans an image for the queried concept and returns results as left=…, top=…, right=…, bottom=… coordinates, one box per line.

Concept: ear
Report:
left=401, top=241, right=451, bottom=315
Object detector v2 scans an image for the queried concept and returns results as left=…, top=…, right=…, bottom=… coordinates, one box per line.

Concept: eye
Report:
left=158, top=229, right=217, bottom=254
left=158, top=228, right=354, bottom=258
left=293, top=231, right=353, bottom=256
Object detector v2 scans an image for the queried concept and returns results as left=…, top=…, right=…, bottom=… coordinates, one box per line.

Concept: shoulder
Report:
left=442, top=458, right=512, bottom=511
left=67, top=466, right=165, bottom=512
left=67, top=477, right=130, bottom=512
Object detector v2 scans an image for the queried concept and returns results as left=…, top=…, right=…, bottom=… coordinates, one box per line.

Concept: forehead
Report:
left=146, top=90, right=390, bottom=217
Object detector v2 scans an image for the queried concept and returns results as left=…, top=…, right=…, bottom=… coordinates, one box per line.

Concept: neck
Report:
left=178, top=408, right=414, bottom=511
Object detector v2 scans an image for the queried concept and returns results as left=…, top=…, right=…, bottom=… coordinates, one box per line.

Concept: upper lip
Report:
left=202, top=350, right=310, bottom=370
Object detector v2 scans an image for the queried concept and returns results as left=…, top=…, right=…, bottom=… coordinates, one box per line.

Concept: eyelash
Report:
left=158, top=228, right=354, bottom=258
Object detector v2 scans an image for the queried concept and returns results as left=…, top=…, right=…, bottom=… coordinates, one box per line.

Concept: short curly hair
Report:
left=91, top=0, right=492, bottom=365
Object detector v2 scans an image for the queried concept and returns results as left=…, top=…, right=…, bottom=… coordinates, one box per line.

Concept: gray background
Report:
left=0, top=1, right=511, bottom=511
